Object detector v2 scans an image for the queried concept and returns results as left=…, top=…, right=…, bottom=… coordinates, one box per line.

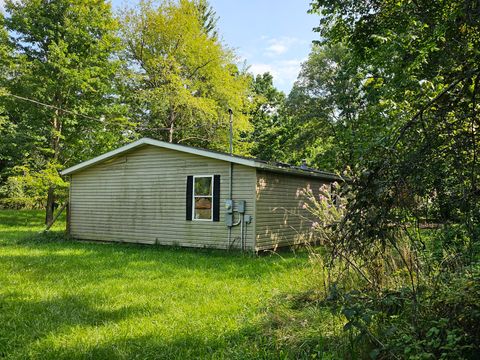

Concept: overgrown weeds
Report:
left=267, top=181, right=480, bottom=359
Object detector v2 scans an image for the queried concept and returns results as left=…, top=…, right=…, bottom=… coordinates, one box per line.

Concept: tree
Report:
left=284, top=44, right=356, bottom=170
left=248, top=45, right=381, bottom=171
left=0, top=16, right=14, bottom=178
left=282, top=42, right=392, bottom=171
left=309, top=0, right=480, bottom=232
left=301, top=2, right=480, bottom=356
left=194, top=0, right=219, bottom=39
left=119, top=0, right=251, bottom=153
left=1, top=0, right=127, bottom=223
left=246, top=72, right=287, bottom=161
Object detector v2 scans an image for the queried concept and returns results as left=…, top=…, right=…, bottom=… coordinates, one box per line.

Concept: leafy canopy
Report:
left=119, top=0, right=252, bottom=153
left=0, top=0, right=129, bottom=212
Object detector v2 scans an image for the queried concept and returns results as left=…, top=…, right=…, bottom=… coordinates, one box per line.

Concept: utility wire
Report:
left=4, top=92, right=230, bottom=131
left=5, top=93, right=103, bottom=122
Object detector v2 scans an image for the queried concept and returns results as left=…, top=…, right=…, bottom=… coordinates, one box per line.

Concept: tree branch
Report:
left=392, top=69, right=480, bottom=147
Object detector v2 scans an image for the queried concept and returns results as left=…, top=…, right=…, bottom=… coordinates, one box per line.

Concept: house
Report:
left=60, top=138, right=340, bottom=251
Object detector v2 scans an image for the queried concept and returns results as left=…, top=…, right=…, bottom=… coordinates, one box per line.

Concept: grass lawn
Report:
left=0, top=210, right=335, bottom=359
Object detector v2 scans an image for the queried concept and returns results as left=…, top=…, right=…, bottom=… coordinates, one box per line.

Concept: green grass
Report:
left=0, top=210, right=338, bottom=359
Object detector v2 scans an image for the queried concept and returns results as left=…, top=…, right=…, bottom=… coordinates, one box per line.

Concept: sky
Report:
left=0, top=0, right=319, bottom=93
left=207, top=0, right=319, bottom=93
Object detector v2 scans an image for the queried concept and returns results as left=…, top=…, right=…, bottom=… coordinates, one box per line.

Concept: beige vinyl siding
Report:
left=69, top=145, right=256, bottom=250
left=255, top=170, right=328, bottom=251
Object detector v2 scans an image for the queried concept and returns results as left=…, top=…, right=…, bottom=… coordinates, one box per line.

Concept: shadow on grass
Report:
left=0, top=242, right=308, bottom=285
left=14, top=314, right=346, bottom=360
left=8, top=327, right=265, bottom=359
left=0, top=210, right=330, bottom=359
left=0, top=210, right=50, bottom=228
left=3, top=225, right=309, bottom=283
left=0, top=289, right=346, bottom=360
left=0, top=293, right=164, bottom=359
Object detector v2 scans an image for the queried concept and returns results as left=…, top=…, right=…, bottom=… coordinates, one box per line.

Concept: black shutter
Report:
left=186, top=176, right=193, bottom=221
left=213, top=175, right=221, bottom=222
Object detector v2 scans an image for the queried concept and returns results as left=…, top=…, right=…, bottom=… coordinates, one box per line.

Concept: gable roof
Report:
left=60, top=137, right=341, bottom=181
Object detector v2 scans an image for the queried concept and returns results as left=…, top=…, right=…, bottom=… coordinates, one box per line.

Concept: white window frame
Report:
left=192, top=175, right=214, bottom=222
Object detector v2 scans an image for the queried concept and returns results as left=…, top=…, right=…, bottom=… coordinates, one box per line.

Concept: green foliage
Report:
left=0, top=0, right=257, bottom=209
left=194, top=0, right=219, bottom=39
left=302, top=179, right=480, bottom=359
left=0, top=0, right=132, bottom=215
left=283, top=44, right=362, bottom=170
left=317, top=263, right=480, bottom=360
left=3, top=0, right=128, bottom=162
left=302, top=0, right=480, bottom=294
left=0, top=164, right=68, bottom=209
left=119, top=0, right=252, bottom=154
left=0, top=16, right=16, bottom=178
left=245, top=72, right=287, bottom=161
left=307, top=0, right=480, bottom=231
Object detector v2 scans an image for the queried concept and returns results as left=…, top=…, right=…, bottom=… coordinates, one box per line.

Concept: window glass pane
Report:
left=194, top=177, right=212, bottom=196
left=194, top=197, right=212, bottom=220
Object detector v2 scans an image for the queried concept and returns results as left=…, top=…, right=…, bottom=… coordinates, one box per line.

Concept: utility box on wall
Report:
left=225, top=199, right=247, bottom=227
left=225, top=199, right=233, bottom=227
left=236, top=200, right=246, bottom=214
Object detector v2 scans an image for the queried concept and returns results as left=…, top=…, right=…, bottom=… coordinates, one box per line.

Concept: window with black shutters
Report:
left=186, top=174, right=220, bottom=222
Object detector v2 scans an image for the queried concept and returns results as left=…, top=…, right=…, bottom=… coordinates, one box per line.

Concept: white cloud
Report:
left=264, top=37, right=304, bottom=57
left=243, top=36, right=310, bottom=91
left=250, top=63, right=276, bottom=76
left=250, top=58, right=306, bottom=91
left=266, top=42, right=288, bottom=56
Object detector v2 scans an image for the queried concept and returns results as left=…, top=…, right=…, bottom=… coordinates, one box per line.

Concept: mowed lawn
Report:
left=0, top=210, right=320, bottom=359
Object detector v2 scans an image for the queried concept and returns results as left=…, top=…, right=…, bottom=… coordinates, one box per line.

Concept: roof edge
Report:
left=60, top=137, right=341, bottom=181
left=256, top=163, right=342, bottom=181
left=60, top=138, right=258, bottom=175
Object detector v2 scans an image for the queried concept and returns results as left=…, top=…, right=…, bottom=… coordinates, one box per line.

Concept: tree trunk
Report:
left=168, top=108, right=175, bottom=143
left=45, top=186, right=55, bottom=225
left=46, top=108, right=61, bottom=225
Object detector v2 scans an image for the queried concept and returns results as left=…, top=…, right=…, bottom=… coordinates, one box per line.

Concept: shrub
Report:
left=298, top=181, right=480, bottom=359
left=0, top=164, right=68, bottom=209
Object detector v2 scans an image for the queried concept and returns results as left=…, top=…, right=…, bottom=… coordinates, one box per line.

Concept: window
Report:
left=193, top=175, right=213, bottom=221
left=186, top=174, right=220, bottom=222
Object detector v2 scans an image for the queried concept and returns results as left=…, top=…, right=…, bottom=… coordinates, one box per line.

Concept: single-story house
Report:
left=60, top=138, right=340, bottom=251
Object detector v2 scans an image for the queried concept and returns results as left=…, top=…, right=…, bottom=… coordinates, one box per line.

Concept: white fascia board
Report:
left=60, top=138, right=258, bottom=175
left=60, top=137, right=340, bottom=181
left=142, top=138, right=258, bottom=168
left=60, top=138, right=146, bottom=175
